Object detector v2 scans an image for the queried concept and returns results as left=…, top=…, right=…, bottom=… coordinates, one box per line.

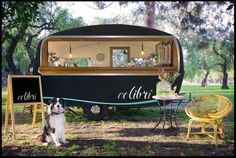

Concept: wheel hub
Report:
left=90, top=105, right=101, bottom=114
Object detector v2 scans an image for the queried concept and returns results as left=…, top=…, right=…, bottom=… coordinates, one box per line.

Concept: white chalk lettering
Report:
left=117, top=86, right=153, bottom=100
left=17, top=91, right=37, bottom=101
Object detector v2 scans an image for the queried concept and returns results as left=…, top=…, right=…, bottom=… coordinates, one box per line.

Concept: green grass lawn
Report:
left=180, top=84, right=234, bottom=105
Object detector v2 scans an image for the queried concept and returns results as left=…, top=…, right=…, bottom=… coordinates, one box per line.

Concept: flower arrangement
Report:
left=156, top=68, right=179, bottom=97
left=157, top=68, right=179, bottom=84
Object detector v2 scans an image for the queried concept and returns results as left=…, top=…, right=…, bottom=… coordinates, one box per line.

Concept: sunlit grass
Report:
left=180, top=84, right=234, bottom=103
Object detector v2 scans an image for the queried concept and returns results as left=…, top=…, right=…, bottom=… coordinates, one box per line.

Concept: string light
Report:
left=69, top=42, right=72, bottom=58
left=141, top=42, right=144, bottom=55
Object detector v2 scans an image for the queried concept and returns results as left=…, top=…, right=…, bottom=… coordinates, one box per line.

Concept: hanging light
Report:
left=140, top=42, right=144, bottom=55
left=69, top=42, right=72, bottom=58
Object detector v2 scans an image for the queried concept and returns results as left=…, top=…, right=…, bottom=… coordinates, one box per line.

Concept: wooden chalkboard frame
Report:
left=9, top=75, right=43, bottom=105
left=4, top=75, right=45, bottom=140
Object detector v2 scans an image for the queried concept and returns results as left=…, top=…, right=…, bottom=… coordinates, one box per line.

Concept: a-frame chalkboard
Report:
left=4, top=75, right=45, bottom=140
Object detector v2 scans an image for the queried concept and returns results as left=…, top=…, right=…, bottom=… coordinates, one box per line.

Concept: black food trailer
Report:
left=33, top=24, right=184, bottom=120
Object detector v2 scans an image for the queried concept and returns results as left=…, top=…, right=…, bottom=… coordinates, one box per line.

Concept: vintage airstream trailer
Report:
left=33, top=24, right=184, bottom=120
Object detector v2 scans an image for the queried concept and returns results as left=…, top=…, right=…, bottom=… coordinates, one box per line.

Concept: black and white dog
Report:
left=41, top=97, right=68, bottom=146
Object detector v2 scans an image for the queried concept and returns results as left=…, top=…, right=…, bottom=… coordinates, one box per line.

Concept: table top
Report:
left=152, top=95, right=185, bottom=101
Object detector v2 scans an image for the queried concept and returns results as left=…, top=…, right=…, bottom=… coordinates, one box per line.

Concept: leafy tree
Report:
left=23, top=3, right=86, bottom=73
left=197, top=2, right=234, bottom=89
left=2, top=1, right=45, bottom=74
left=91, top=1, right=156, bottom=27
left=156, top=2, right=234, bottom=88
left=198, top=48, right=216, bottom=87
left=2, top=1, right=45, bottom=43
left=53, top=8, right=86, bottom=31
left=2, top=1, right=86, bottom=74
left=180, top=36, right=201, bottom=80
left=210, top=39, right=234, bottom=89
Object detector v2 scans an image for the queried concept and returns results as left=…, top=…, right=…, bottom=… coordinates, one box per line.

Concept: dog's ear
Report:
left=60, top=98, right=66, bottom=107
left=46, top=98, right=53, bottom=106
left=46, top=99, right=53, bottom=115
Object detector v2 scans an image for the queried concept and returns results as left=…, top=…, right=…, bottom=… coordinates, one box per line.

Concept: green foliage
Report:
left=2, top=2, right=87, bottom=74
left=2, top=43, right=9, bottom=70
left=82, top=144, right=99, bottom=156
left=103, top=140, right=116, bottom=151
left=210, top=39, right=234, bottom=70
left=103, top=141, right=118, bottom=156
left=180, top=37, right=201, bottom=80
left=56, top=151, right=71, bottom=156
left=53, top=8, right=86, bottom=31
left=2, top=1, right=45, bottom=42
left=155, top=2, right=234, bottom=83
left=69, top=144, right=81, bottom=152
left=13, top=42, right=31, bottom=74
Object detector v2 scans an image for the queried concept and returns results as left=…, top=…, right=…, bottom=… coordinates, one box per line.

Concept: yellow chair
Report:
left=185, top=94, right=232, bottom=147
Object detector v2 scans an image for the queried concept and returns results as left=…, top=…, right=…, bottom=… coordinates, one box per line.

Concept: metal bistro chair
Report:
left=185, top=94, right=232, bottom=147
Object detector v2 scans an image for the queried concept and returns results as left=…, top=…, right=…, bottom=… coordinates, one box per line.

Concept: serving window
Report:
left=40, top=38, right=179, bottom=74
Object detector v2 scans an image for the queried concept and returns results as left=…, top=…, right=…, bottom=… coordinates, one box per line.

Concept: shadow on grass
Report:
left=2, top=138, right=234, bottom=156
left=109, top=127, right=188, bottom=137
left=2, top=106, right=233, bottom=126
left=1, top=111, right=44, bottom=125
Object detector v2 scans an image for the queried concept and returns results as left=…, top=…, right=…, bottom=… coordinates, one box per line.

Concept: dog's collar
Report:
left=50, top=111, right=64, bottom=115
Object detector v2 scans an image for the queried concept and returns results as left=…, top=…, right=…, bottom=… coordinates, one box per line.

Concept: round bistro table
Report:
left=152, top=95, right=185, bottom=134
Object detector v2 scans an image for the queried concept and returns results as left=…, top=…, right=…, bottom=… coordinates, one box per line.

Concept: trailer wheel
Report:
left=82, top=104, right=108, bottom=121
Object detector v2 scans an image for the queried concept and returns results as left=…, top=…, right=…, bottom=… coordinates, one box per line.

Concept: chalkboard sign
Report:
left=5, top=75, right=45, bottom=140
left=9, top=75, right=43, bottom=105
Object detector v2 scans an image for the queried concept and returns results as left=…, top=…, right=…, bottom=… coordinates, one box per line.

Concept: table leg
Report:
left=160, top=100, right=166, bottom=135
left=173, top=100, right=182, bottom=131
left=152, top=100, right=163, bottom=130
left=170, top=102, right=173, bottom=128
left=152, top=114, right=163, bottom=130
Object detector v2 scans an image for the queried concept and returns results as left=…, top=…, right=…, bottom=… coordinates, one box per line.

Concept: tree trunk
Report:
left=221, top=63, right=229, bottom=89
left=24, top=26, right=51, bottom=74
left=25, top=35, right=35, bottom=74
left=5, top=35, right=22, bottom=75
left=145, top=2, right=155, bottom=28
left=201, top=70, right=209, bottom=87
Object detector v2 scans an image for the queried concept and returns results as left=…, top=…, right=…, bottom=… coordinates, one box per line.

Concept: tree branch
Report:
left=132, top=11, right=141, bottom=25
left=84, top=2, right=114, bottom=10
left=29, top=20, right=54, bottom=29
left=212, top=42, right=227, bottom=61
left=155, top=2, right=180, bottom=30
left=216, top=63, right=224, bottom=67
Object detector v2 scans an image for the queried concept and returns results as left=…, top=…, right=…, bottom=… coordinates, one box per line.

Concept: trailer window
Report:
left=41, top=38, right=178, bottom=74
left=47, top=41, right=174, bottom=68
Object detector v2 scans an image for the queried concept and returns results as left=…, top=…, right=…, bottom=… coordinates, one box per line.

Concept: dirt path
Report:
left=1, top=110, right=234, bottom=156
